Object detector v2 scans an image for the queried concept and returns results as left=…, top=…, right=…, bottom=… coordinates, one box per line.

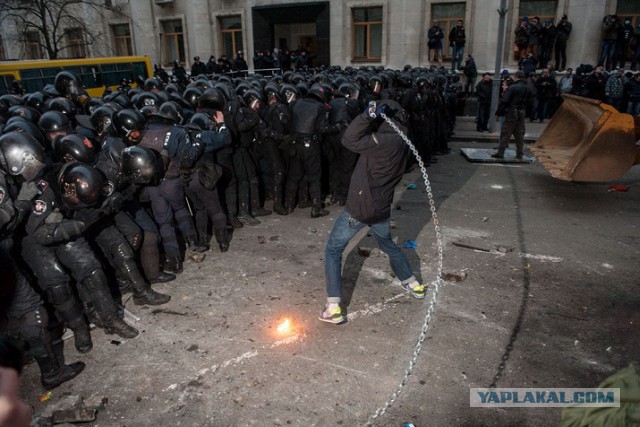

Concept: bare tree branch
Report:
left=0, top=0, right=130, bottom=59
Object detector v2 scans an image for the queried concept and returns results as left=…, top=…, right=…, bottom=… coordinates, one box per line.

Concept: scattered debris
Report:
left=496, top=245, right=514, bottom=254
left=481, top=217, right=489, bottom=222
left=452, top=241, right=491, bottom=252
left=187, top=344, right=198, bottom=352
left=606, top=346, right=612, bottom=352
left=52, top=408, right=97, bottom=424
left=390, top=220, right=397, bottom=229
left=151, top=309, right=188, bottom=316
left=441, top=271, right=468, bottom=282
left=406, top=183, right=417, bottom=190
left=187, top=251, right=206, bottom=263
left=110, top=340, right=121, bottom=346
left=39, top=391, right=53, bottom=402
left=358, top=246, right=372, bottom=257
left=269, top=235, right=279, bottom=241
left=257, top=235, right=266, bottom=244
left=403, top=240, right=417, bottom=249
left=608, top=184, right=630, bottom=192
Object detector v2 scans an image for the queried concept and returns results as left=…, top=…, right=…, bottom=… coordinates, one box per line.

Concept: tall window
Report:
left=65, top=28, right=86, bottom=58
left=112, top=24, right=132, bottom=56
left=0, top=35, right=6, bottom=60
left=519, top=0, right=557, bottom=22
left=352, top=7, right=382, bottom=61
left=162, top=19, right=185, bottom=66
left=220, top=16, right=243, bottom=59
left=24, top=31, right=44, bottom=59
left=432, top=2, right=466, bottom=58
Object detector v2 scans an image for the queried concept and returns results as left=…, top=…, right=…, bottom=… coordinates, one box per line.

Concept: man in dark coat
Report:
left=492, top=71, right=534, bottom=160
left=319, top=100, right=425, bottom=325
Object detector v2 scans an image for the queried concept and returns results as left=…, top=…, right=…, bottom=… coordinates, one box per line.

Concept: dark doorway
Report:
left=252, top=2, right=330, bottom=67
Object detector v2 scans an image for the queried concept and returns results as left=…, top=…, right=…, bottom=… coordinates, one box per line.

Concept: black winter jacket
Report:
left=343, top=114, right=408, bottom=225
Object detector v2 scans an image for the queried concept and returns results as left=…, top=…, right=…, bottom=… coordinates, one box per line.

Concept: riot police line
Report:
left=0, top=63, right=461, bottom=390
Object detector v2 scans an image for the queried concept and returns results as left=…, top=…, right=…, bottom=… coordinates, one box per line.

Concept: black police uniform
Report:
left=286, top=95, right=339, bottom=216
left=257, top=99, right=291, bottom=215
left=21, top=165, right=138, bottom=339
left=326, top=94, right=359, bottom=205
left=184, top=122, right=232, bottom=251
left=139, top=121, right=202, bottom=269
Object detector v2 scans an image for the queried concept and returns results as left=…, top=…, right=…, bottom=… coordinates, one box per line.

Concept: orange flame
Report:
left=276, top=318, right=293, bottom=334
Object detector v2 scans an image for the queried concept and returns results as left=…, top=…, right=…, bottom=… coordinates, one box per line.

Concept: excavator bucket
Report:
left=532, top=94, right=639, bottom=182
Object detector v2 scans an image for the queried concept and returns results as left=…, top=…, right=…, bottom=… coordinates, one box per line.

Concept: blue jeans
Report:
left=599, top=41, right=616, bottom=70
left=451, top=46, right=464, bottom=69
left=324, top=210, right=415, bottom=300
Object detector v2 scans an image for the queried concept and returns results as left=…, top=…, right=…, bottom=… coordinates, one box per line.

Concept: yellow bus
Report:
left=0, top=56, right=153, bottom=97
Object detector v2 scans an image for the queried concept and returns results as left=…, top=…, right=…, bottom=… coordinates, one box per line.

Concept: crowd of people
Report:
left=0, top=63, right=460, bottom=390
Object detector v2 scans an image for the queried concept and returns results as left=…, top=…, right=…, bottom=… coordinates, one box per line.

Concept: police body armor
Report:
left=291, top=98, right=322, bottom=136
left=138, top=127, right=175, bottom=177
left=329, top=98, right=351, bottom=125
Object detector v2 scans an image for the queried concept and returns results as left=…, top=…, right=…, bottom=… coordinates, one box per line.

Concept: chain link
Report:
left=365, top=114, right=445, bottom=426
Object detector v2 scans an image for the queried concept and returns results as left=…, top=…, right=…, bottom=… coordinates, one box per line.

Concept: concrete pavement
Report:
left=19, top=135, right=639, bottom=426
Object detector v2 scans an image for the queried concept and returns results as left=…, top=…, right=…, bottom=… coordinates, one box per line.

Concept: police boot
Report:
left=140, top=231, right=175, bottom=284
left=36, top=329, right=85, bottom=390
left=195, top=211, right=211, bottom=252
left=237, top=202, right=261, bottom=226
left=250, top=178, right=272, bottom=217
left=311, top=199, right=329, bottom=218
left=164, top=253, right=183, bottom=274
left=214, top=228, right=230, bottom=252
left=46, top=285, right=92, bottom=353
left=82, top=270, right=139, bottom=339
left=186, top=237, right=207, bottom=263
left=113, top=242, right=171, bottom=306
left=36, top=353, right=86, bottom=390
left=272, top=174, right=288, bottom=216
left=66, top=316, right=93, bottom=354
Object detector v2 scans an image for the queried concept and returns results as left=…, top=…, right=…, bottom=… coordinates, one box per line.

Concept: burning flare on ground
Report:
left=276, top=318, right=293, bottom=335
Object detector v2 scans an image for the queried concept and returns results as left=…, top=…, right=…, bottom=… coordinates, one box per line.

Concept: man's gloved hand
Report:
left=44, top=208, right=64, bottom=224
left=364, top=101, right=394, bottom=121
left=73, top=208, right=104, bottom=228
left=16, top=182, right=39, bottom=201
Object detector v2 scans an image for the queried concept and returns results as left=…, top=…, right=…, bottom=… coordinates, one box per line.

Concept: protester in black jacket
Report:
left=320, top=100, right=425, bottom=325
left=493, top=71, right=533, bottom=159
left=475, top=73, right=493, bottom=131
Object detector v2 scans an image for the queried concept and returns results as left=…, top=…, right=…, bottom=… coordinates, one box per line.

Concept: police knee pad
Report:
left=130, top=233, right=143, bottom=251
left=115, top=242, right=135, bottom=261
left=46, top=284, right=73, bottom=306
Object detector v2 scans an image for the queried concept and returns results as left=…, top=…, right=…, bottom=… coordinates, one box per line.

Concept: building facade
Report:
left=0, top=0, right=638, bottom=72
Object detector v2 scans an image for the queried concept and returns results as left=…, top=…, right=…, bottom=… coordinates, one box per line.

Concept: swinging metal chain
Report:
left=366, top=114, right=445, bottom=426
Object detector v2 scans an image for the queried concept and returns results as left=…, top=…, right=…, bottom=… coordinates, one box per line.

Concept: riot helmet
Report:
left=38, top=110, right=72, bottom=142
left=242, top=89, right=263, bottom=110
left=53, top=133, right=97, bottom=164
left=279, top=84, right=299, bottom=104
left=150, top=101, right=184, bottom=124
left=58, top=162, right=106, bottom=210
left=0, top=132, right=47, bottom=181
left=54, top=71, right=86, bottom=101
left=198, top=88, right=225, bottom=111
left=189, top=112, right=215, bottom=131
left=121, top=146, right=165, bottom=185
left=111, top=109, right=146, bottom=145
left=89, top=105, right=116, bottom=135
left=308, top=84, right=328, bottom=103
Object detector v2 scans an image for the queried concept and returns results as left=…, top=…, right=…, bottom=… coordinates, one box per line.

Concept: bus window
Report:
left=101, top=63, right=121, bottom=87
left=0, top=75, right=11, bottom=95
left=20, top=68, right=59, bottom=93
left=132, top=61, right=149, bottom=82
left=65, top=65, right=100, bottom=88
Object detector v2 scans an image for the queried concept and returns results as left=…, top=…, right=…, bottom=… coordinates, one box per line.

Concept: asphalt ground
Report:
left=18, top=137, right=640, bottom=427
